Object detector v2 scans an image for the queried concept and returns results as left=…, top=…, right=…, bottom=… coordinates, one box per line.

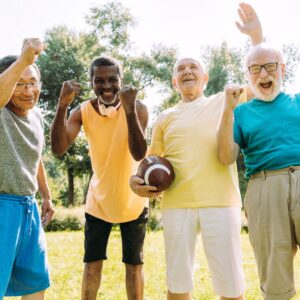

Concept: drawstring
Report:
left=22, top=196, right=34, bottom=235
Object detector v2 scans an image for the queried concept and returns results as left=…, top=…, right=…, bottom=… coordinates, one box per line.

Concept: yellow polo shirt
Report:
left=149, top=92, right=241, bottom=209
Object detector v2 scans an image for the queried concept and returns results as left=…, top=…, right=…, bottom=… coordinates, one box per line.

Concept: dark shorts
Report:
left=84, top=208, right=148, bottom=265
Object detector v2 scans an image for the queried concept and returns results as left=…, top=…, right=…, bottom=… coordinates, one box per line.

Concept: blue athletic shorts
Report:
left=0, top=194, right=50, bottom=297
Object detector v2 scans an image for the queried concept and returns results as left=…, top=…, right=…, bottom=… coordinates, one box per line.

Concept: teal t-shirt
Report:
left=234, top=92, right=300, bottom=177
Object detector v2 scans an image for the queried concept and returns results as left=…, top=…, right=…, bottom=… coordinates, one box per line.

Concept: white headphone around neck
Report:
left=98, top=101, right=121, bottom=118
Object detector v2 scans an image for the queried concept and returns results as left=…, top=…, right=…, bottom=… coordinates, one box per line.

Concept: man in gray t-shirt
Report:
left=0, top=39, right=54, bottom=299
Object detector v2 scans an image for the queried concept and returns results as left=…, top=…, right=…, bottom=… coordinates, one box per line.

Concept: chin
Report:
left=99, top=94, right=118, bottom=105
left=251, top=81, right=282, bottom=102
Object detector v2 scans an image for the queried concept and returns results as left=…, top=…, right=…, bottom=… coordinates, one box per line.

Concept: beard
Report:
left=98, top=93, right=118, bottom=105
left=251, top=75, right=282, bottom=102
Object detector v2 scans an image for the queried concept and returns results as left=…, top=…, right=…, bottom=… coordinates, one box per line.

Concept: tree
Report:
left=38, top=2, right=177, bottom=206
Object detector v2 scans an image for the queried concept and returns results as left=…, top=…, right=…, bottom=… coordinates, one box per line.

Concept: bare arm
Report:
left=37, top=159, right=55, bottom=227
left=236, top=2, right=263, bottom=45
left=51, top=80, right=81, bottom=155
left=0, top=38, right=44, bottom=108
left=217, top=86, right=242, bottom=165
left=119, top=85, right=148, bottom=161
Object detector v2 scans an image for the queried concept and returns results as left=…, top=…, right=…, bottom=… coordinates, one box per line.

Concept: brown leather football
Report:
left=137, top=155, right=175, bottom=192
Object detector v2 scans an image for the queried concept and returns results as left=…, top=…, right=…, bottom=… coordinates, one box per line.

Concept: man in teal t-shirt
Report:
left=217, top=8, right=300, bottom=300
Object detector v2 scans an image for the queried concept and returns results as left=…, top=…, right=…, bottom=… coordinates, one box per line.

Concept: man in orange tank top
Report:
left=51, top=56, right=154, bottom=300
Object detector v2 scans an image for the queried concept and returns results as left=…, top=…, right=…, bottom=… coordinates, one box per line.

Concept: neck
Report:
left=6, top=103, right=28, bottom=117
left=181, top=91, right=203, bottom=102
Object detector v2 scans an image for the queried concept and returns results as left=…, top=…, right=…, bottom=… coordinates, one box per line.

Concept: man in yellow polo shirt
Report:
left=51, top=56, right=152, bottom=300
left=130, top=3, right=262, bottom=300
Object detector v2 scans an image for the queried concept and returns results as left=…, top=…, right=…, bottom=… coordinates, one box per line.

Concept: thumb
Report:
left=235, top=22, right=244, bottom=33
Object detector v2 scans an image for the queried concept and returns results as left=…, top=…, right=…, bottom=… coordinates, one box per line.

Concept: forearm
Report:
left=51, top=105, right=69, bottom=155
left=217, top=108, right=238, bottom=165
left=0, top=59, right=28, bottom=108
left=125, top=111, right=147, bottom=161
left=250, top=29, right=263, bottom=45
left=37, top=160, right=51, bottom=201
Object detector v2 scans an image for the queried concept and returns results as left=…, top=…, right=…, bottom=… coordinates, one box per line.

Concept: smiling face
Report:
left=172, top=58, right=208, bottom=101
left=247, top=46, right=285, bottom=102
left=92, top=65, right=122, bottom=105
left=7, top=65, right=41, bottom=116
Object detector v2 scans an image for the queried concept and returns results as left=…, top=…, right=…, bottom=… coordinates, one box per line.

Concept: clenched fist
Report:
left=119, top=85, right=138, bottom=113
left=58, top=80, right=81, bottom=108
left=20, top=38, right=45, bottom=66
left=225, top=85, right=244, bottom=110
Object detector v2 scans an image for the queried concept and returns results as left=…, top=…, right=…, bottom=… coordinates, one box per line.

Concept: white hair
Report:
left=173, top=57, right=206, bottom=76
left=245, top=42, right=285, bottom=70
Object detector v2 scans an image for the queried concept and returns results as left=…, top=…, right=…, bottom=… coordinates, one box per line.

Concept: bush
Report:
left=45, top=215, right=82, bottom=232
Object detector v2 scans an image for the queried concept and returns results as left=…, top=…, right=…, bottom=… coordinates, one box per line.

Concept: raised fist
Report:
left=20, top=38, right=45, bottom=66
left=58, top=80, right=81, bottom=108
left=119, top=85, right=138, bottom=113
left=225, top=84, right=244, bottom=110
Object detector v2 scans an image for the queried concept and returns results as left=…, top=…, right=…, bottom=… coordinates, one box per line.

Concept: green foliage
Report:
left=282, top=43, right=300, bottom=88
left=201, top=41, right=246, bottom=96
left=45, top=216, right=82, bottom=232
left=86, top=1, right=136, bottom=53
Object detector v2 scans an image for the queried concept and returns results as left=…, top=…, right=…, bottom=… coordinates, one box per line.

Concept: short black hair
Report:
left=0, top=55, right=41, bottom=79
left=89, top=56, right=123, bottom=80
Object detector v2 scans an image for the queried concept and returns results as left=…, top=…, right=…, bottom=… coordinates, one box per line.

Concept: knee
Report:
left=125, top=264, right=143, bottom=275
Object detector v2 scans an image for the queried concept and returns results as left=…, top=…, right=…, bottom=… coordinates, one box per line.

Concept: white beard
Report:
left=251, top=76, right=282, bottom=102
left=98, top=94, right=118, bottom=105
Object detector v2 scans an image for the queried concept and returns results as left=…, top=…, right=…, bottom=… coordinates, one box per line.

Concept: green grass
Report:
left=5, top=231, right=300, bottom=299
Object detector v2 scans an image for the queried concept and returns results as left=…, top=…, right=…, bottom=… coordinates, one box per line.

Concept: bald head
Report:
left=173, top=57, right=206, bottom=76
left=246, top=43, right=284, bottom=69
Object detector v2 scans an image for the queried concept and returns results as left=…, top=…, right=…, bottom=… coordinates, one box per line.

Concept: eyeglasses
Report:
left=15, top=82, right=42, bottom=91
left=248, top=63, right=281, bottom=74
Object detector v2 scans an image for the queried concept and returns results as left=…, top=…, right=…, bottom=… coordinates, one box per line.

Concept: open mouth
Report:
left=259, top=82, right=273, bottom=89
left=182, top=78, right=195, bottom=83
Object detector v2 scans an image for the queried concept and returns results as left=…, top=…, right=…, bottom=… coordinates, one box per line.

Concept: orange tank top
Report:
left=81, top=100, right=146, bottom=223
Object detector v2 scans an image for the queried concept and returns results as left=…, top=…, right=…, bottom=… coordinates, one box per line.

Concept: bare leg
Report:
left=81, top=260, right=103, bottom=300
left=125, top=264, right=144, bottom=300
left=220, top=295, right=244, bottom=300
left=22, top=290, right=45, bottom=300
left=167, top=291, right=191, bottom=300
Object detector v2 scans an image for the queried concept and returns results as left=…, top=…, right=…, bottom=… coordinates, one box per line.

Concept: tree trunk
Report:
left=67, top=167, right=75, bottom=206
left=83, top=172, right=93, bottom=204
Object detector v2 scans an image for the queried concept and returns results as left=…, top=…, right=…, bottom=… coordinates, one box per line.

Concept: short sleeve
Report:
left=148, top=115, right=164, bottom=156
left=233, top=108, right=245, bottom=149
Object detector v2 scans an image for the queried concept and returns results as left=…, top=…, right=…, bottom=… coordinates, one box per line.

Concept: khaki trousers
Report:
left=245, top=166, right=300, bottom=300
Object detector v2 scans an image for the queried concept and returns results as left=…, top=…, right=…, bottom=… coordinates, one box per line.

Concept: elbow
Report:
left=132, top=144, right=147, bottom=161
left=51, top=144, right=67, bottom=157
left=217, top=151, right=235, bottom=165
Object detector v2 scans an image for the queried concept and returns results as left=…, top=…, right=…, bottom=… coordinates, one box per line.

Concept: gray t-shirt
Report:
left=0, top=106, right=44, bottom=196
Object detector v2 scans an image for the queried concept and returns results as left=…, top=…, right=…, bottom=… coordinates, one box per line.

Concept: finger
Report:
left=238, top=8, right=246, bottom=23
left=235, top=22, right=245, bottom=33
left=131, top=176, right=145, bottom=184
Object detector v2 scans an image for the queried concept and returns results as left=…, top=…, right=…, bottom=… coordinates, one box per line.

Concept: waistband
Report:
left=0, top=193, right=34, bottom=202
left=251, top=166, right=300, bottom=179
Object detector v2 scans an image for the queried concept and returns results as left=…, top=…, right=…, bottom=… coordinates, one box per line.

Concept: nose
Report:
left=102, top=81, right=112, bottom=89
left=22, top=86, right=35, bottom=95
left=259, top=67, right=268, bottom=77
left=183, top=67, right=192, bottom=75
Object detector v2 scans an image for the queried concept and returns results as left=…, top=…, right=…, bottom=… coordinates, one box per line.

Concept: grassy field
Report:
left=6, top=231, right=300, bottom=300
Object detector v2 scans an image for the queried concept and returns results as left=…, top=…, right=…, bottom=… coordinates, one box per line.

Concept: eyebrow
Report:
left=18, top=77, right=38, bottom=82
